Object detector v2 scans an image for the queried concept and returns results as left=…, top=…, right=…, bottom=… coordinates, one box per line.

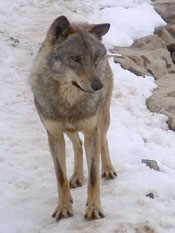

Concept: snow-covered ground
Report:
left=1, top=0, right=175, bottom=232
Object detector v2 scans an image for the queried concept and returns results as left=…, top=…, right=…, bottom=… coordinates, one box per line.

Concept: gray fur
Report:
left=30, top=23, right=110, bottom=123
left=30, top=16, right=116, bottom=221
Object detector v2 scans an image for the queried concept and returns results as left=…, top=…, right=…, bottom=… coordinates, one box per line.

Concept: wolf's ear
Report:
left=90, top=23, right=110, bottom=39
left=47, top=16, right=71, bottom=44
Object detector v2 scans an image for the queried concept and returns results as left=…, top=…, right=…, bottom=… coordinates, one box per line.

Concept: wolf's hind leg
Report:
left=47, top=132, right=73, bottom=221
left=67, top=132, right=84, bottom=188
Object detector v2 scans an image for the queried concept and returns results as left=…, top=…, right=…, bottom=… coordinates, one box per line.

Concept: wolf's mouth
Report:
left=71, top=81, right=95, bottom=93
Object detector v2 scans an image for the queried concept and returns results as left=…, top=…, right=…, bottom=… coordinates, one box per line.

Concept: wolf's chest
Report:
left=52, top=90, right=102, bottom=121
left=35, top=90, right=102, bottom=123
left=58, top=96, right=100, bottom=122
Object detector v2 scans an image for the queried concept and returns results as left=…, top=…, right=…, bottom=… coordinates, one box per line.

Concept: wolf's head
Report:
left=44, top=16, right=110, bottom=94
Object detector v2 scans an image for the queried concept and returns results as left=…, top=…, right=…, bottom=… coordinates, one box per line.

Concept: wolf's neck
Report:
left=58, top=82, right=83, bottom=107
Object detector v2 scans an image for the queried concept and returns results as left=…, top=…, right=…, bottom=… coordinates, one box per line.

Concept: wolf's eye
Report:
left=94, top=52, right=99, bottom=62
left=70, top=56, right=81, bottom=63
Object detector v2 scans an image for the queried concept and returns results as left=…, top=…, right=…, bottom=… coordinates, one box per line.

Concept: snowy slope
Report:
left=0, top=0, right=175, bottom=233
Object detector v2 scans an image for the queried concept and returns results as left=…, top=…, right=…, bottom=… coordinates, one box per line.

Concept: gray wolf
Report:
left=30, top=15, right=117, bottom=221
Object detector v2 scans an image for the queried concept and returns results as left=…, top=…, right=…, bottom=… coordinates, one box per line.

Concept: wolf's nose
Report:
left=91, top=80, right=103, bottom=91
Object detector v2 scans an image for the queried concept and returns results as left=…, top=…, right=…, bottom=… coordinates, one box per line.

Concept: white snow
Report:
left=90, top=3, right=166, bottom=47
left=0, top=0, right=175, bottom=233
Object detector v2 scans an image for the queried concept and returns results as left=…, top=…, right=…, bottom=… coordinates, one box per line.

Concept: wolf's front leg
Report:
left=84, top=128, right=104, bottom=220
left=47, top=132, right=73, bottom=221
left=66, top=132, right=84, bottom=188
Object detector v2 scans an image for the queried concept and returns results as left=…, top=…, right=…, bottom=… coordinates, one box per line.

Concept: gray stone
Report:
left=146, top=193, right=155, bottom=199
left=142, top=159, right=160, bottom=171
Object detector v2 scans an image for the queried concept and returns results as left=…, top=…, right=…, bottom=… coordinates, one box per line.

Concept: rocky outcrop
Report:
left=146, top=75, right=175, bottom=130
left=113, top=35, right=175, bottom=79
left=153, top=0, right=175, bottom=25
left=112, top=0, right=175, bottom=130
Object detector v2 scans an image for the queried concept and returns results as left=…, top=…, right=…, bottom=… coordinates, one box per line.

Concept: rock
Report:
left=132, top=34, right=166, bottom=49
left=142, top=159, right=160, bottom=171
left=147, top=75, right=175, bottom=130
left=113, top=39, right=175, bottom=79
left=113, top=51, right=147, bottom=77
left=111, top=0, right=175, bottom=131
left=167, top=118, right=175, bottom=131
left=167, top=25, right=175, bottom=39
left=155, top=28, right=175, bottom=46
left=167, top=43, right=175, bottom=63
left=154, top=2, right=175, bottom=25
left=146, top=193, right=154, bottom=199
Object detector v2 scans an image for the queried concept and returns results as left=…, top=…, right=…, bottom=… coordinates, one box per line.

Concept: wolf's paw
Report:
left=102, top=168, right=117, bottom=180
left=52, top=203, right=73, bottom=221
left=69, top=173, right=84, bottom=188
left=84, top=205, right=104, bottom=220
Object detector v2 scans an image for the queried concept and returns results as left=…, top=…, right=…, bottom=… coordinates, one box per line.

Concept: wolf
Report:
left=30, top=15, right=117, bottom=221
